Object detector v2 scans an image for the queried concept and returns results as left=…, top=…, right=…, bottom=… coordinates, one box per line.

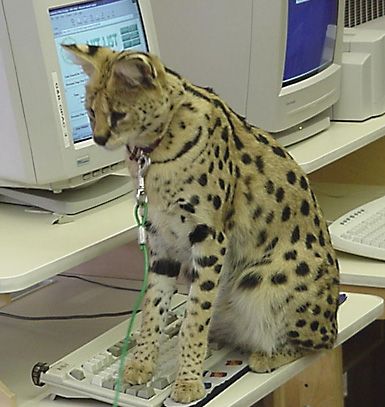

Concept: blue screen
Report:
left=283, top=0, right=339, bottom=86
left=49, top=0, right=148, bottom=144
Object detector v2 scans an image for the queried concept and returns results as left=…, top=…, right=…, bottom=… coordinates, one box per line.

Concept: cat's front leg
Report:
left=171, top=228, right=226, bottom=403
left=124, top=257, right=180, bottom=385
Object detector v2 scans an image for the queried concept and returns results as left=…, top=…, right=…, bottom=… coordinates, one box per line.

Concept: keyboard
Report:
left=32, top=294, right=249, bottom=407
left=329, top=195, right=385, bottom=261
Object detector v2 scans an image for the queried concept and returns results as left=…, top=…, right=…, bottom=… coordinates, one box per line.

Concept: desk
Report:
left=1, top=280, right=382, bottom=407
left=1, top=118, right=385, bottom=406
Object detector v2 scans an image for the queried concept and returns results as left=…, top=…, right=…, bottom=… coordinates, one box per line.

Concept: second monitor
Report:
left=150, top=0, right=345, bottom=147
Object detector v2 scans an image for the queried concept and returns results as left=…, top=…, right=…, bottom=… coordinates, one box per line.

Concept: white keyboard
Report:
left=32, top=294, right=249, bottom=407
left=329, top=195, right=385, bottom=261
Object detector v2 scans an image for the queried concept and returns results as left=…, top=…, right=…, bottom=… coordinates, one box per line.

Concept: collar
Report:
left=126, top=137, right=163, bottom=161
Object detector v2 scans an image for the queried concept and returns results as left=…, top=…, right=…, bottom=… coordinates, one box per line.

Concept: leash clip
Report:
left=136, top=151, right=151, bottom=205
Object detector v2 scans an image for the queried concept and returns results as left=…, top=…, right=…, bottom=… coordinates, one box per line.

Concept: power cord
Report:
left=59, top=273, right=142, bottom=292
left=0, top=309, right=135, bottom=321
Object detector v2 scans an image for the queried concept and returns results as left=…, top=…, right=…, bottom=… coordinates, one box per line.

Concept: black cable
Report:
left=0, top=309, right=136, bottom=321
left=0, top=274, right=143, bottom=321
left=59, top=274, right=142, bottom=292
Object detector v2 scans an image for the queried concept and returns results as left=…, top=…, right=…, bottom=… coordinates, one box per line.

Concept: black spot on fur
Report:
left=271, top=272, right=287, bottom=285
left=287, top=171, right=297, bottom=185
left=281, top=206, right=291, bottom=222
left=197, top=256, right=218, bottom=268
left=272, top=146, right=286, bottom=158
left=255, top=155, right=265, bottom=174
left=296, top=261, right=310, bottom=276
left=241, top=153, right=252, bottom=164
left=319, top=231, right=326, bottom=246
left=257, top=229, right=268, bottom=246
left=300, top=176, right=309, bottom=190
left=221, top=127, right=229, bottom=142
left=179, top=202, right=195, bottom=213
left=275, top=187, right=285, bottom=203
left=291, top=226, right=300, bottom=244
left=296, top=319, right=307, bottom=328
left=253, top=206, right=263, bottom=219
left=296, top=303, right=310, bottom=313
left=189, top=224, right=211, bottom=245
left=306, top=233, right=317, bottom=249
left=266, top=211, right=275, bottom=224
left=256, top=133, right=269, bottom=145
left=265, top=180, right=274, bottom=194
left=300, top=200, right=310, bottom=216
left=153, top=297, right=161, bottom=307
left=284, top=250, right=297, bottom=261
left=233, top=132, right=244, bottom=150
left=200, top=280, right=215, bottom=291
left=213, top=195, right=222, bottom=209
left=312, top=305, right=321, bottom=315
left=239, top=272, right=263, bottom=289
left=152, top=259, right=181, bottom=278
left=190, top=195, right=200, bottom=205
left=310, top=321, right=319, bottom=331
left=198, top=173, right=208, bottom=186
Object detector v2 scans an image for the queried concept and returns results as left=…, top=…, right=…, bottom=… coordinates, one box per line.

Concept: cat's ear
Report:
left=112, top=53, right=158, bottom=88
left=61, top=44, right=106, bottom=77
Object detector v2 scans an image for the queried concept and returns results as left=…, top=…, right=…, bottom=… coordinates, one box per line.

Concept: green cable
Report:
left=113, top=202, right=149, bottom=406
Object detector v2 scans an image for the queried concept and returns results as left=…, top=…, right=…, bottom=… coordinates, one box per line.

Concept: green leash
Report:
left=113, top=154, right=151, bottom=407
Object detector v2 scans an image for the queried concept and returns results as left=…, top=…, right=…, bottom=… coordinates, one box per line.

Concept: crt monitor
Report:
left=150, top=0, right=344, bottom=147
left=0, top=0, right=158, bottom=214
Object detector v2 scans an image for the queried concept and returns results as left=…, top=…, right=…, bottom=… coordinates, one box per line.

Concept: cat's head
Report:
left=63, top=44, right=181, bottom=150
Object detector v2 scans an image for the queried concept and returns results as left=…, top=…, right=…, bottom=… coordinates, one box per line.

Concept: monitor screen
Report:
left=49, top=0, right=148, bottom=144
left=283, top=0, right=339, bottom=86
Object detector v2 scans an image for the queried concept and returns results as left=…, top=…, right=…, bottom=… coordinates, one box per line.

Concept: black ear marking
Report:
left=61, top=43, right=104, bottom=76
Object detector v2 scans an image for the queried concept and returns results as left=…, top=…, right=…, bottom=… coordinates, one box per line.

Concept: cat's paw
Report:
left=171, top=379, right=205, bottom=404
left=124, top=359, right=153, bottom=385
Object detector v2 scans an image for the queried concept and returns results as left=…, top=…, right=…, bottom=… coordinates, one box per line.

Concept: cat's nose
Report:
left=94, top=133, right=110, bottom=146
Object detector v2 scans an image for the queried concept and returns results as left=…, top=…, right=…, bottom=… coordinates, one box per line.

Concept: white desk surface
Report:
left=0, top=195, right=136, bottom=293
left=7, top=289, right=381, bottom=407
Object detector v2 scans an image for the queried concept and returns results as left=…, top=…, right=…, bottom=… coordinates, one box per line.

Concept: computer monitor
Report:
left=150, top=0, right=344, bottom=147
left=0, top=0, right=158, bottom=214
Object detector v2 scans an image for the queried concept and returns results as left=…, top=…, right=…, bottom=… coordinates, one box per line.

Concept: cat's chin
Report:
left=103, top=140, right=125, bottom=150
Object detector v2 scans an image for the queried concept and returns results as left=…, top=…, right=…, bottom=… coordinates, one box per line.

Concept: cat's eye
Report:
left=110, top=111, right=126, bottom=127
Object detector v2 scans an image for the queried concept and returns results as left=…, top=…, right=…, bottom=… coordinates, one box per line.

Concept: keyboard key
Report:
left=91, top=375, right=105, bottom=386
left=125, top=385, right=144, bottom=396
left=101, top=378, right=115, bottom=390
left=69, top=369, right=85, bottom=381
left=152, top=377, right=170, bottom=389
left=137, top=387, right=156, bottom=399
left=107, top=345, right=121, bottom=357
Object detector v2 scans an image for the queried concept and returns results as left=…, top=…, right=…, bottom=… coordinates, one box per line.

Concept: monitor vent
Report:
left=345, top=0, right=385, bottom=27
